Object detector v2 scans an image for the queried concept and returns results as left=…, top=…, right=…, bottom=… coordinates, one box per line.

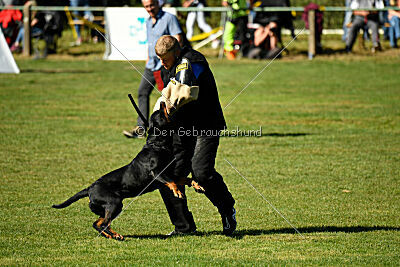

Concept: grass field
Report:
left=1, top=51, right=400, bottom=265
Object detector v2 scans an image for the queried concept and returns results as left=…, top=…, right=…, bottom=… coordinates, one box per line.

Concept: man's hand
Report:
left=173, top=33, right=183, bottom=47
left=183, top=0, right=194, bottom=7
left=354, top=10, right=370, bottom=17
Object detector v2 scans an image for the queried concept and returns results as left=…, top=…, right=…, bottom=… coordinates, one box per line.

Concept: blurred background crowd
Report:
left=1, top=0, right=399, bottom=59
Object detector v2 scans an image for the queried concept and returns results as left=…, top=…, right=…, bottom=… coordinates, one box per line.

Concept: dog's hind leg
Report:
left=93, top=205, right=124, bottom=241
left=93, top=217, right=114, bottom=239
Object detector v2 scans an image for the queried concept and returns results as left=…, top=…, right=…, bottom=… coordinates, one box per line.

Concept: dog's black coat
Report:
left=52, top=109, right=177, bottom=237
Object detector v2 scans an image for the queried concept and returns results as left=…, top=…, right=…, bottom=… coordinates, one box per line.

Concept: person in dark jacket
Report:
left=153, top=35, right=236, bottom=236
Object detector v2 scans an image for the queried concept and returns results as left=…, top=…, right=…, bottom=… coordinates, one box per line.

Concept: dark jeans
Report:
left=160, top=133, right=235, bottom=232
left=136, top=68, right=167, bottom=128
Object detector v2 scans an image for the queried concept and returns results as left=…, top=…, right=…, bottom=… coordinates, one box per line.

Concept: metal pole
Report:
left=23, top=2, right=32, bottom=56
left=218, top=11, right=227, bottom=59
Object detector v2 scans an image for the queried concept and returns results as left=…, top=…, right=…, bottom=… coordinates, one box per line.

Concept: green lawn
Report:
left=0, top=54, right=399, bottom=265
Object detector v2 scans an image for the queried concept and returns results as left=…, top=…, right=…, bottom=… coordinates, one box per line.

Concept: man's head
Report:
left=142, top=0, right=160, bottom=19
left=155, top=35, right=181, bottom=70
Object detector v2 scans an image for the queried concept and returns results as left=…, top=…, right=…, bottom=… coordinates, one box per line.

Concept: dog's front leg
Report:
left=165, top=181, right=185, bottom=199
left=175, top=177, right=205, bottom=193
left=151, top=171, right=185, bottom=199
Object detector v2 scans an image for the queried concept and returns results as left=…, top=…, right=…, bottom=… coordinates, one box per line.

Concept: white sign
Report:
left=0, top=28, right=20, bottom=74
left=104, top=7, right=176, bottom=61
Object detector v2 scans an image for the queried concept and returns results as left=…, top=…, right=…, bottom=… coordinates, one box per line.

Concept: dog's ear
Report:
left=160, top=102, right=170, bottom=122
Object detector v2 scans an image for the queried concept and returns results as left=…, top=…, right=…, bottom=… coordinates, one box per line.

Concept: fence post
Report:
left=308, top=9, right=316, bottom=60
left=23, top=2, right=32, bottom=56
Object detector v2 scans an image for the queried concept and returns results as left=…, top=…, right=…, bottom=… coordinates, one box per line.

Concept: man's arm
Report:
left=183, top=0, right=194, bottom=7
left=389, top=9, right=400, bottom=19
left=173, top=33, right=183, bottom=47
left=254, top=26, right=270, bottom=47
left=353, top=10, right=369, bottom=16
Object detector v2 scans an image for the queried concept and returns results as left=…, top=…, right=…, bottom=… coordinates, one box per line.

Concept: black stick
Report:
left=128, top=94, right=149, bottom=128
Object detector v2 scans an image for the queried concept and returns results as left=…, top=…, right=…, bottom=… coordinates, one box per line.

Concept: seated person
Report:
left=247, top=22, right=280, bottom=59
left=247, top=0, right=286, bottom=59
left=345, top=0, right=385, bottom=53
left=10, top=0, right=37, bottom=53
left=0, top=7, right=22, bottom=46
left=388, top=0, right=400, bottom=47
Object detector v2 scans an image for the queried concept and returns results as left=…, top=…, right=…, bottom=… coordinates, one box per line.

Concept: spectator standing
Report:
left=343, top=0, right=353, bottom=41
left=222, top=0, right=248, bottom=60
left=69, top=0, right=94, bottom=46
left=345, top=0, right=385, bottom=53
left=302, top=2, right=323, bottom=53
left=123, top=0, right=183, bottom=138
left=183, top=0, right=212, bottom=40
left=388, top=0, right=400, bottom=47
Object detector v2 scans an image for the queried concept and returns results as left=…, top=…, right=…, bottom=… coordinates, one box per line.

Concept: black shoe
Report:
left=123, top=126, right=146, bottom=138
left=166, top=229, right=196, bottom=237
left=221, top=207, right=237, bottom=235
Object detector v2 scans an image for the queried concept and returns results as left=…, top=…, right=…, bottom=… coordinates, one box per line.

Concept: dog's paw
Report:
left=191, top=181, right=205, bottom=193
left=113, top=233, right=125, bottom=241
left=175, top=190, right=186, bottom=199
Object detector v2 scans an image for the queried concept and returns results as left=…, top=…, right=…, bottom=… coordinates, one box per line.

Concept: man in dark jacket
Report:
left=154, top=35, right=236, bottom=236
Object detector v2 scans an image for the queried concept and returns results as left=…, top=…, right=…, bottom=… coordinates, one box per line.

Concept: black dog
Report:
left=52, top=103, right=203, bottom=241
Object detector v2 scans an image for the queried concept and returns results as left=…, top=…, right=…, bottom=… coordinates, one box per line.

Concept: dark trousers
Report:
left=232, top=16, right=248, bottom=53
left=159, top=185, right=196, bottom=232
left=137, top=68, right=168, bottom=128
left=160, top=133, right=235, bottom=232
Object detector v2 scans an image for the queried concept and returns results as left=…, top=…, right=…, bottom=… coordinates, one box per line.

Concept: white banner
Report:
left=0, top=28, right=20, bottom=74
left=103, top=7, right=176, bottom=61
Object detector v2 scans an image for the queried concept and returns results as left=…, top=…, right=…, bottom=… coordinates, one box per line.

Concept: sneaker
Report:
left=371, top=44, right=381, bottom=54
left=221, top=207, right=237, bottom=235
left=225, top=50, right=236, bottom=60
left=10, top=43, right=21, bottom=53
left=166, top=229, right=196, bottom=237
left=123, top=126, right=146, bottom=138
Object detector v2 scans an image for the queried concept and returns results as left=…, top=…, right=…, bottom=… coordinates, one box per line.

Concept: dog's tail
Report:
left=52, top=188, right=89, bottom=209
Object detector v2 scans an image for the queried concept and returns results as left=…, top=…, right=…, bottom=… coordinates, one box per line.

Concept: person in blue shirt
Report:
left=123, top=0, right=183, bottom=139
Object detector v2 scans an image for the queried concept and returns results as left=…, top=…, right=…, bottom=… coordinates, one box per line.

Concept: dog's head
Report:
left=146, top=102, right=174, bottom=146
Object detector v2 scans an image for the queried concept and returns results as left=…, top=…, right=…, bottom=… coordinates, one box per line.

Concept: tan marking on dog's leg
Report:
left=93, top=217, right=114, bottom=239
left=191, top=180, right=205, bottom=192
left=165, top=182, right=184, bottom=199
left=108, top=227, right=125, bottom=241
left=95, top=218, right=104, bottom=228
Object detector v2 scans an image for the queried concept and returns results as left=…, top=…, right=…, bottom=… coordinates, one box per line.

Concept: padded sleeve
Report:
left=161, top=79, right=199, bottom=113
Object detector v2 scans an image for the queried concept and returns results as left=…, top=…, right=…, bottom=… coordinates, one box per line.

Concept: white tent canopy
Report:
left=0, top=28, right=20, bottom=74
